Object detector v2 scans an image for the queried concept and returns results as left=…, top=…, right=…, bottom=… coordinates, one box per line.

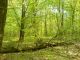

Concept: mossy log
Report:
left=0, top=42, right=74, bottom=54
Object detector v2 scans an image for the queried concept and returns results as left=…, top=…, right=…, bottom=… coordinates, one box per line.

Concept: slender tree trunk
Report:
left=44, top=14, right=47, bottom=36
left=60, top=0, right=64, bottom=35
left=19, top=0, right=25, bottom=41
left=71, top=5, right=75, bottom=39
left=32, top=0, right=38, bottom=37
left=70, top=1, right=76, bottom=39
left=55, top=0, right=61, bottom=37
left=0, top=0, right=8, bottom=50
left=71, top=9, right=75, bottom=35
left=55, top=0, right=64, bottom=38
left=56, top=14, right=60, bottom=36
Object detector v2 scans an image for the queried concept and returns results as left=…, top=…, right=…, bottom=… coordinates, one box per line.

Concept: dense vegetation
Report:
left=0, top=0, right=80, bottom=60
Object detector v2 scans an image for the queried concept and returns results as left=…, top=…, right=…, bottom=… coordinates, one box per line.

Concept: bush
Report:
left=35, top=38, right=45, bottom=47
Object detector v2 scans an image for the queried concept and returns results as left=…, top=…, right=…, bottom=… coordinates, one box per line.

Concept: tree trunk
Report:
left=0, top=0, right=8, bottom=50
left=55, top=0, right=64, bottom=38
left=60, top=0, right=64, bottom=35
left=19, top=0, right=25, bottom=41
left=71, top=6, right=75, bottom=39
left=44, top=14, right=47, bottom=36
left=70, top=1, right=76, bottom=39
left=32, top=0, right=38, bottom=37
left=55, top=0, right=61, bottom=37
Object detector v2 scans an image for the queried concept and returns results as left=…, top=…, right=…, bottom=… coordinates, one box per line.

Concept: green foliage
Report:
left=34, top=38, right=44, bottom=47
left=2, top=41, right=18, bottom=52
left=1, top=0, right=80, bottom=60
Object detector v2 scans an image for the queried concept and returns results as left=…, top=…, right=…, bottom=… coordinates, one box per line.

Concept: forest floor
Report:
left=0, top=37, right=80, bottom=60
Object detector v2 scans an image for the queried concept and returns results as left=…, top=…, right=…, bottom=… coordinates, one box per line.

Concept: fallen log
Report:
left=0, top=42, right=74, bottom=54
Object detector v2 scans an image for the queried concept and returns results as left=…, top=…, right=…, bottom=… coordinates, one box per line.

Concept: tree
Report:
left=44, top=8, right=48, bottom=36
left=19, top=0, right=26, bottom=41
left=55, top=0, right=64, bottom=38
left=0, top=0, right=8, bottom=50
left=32, top=0, right=38, bottom=37
left=70, top=0, right=77, bottom=38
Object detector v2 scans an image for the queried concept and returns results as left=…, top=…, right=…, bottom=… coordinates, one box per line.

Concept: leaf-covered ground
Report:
left=0, top=41, right=80, bottom=60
